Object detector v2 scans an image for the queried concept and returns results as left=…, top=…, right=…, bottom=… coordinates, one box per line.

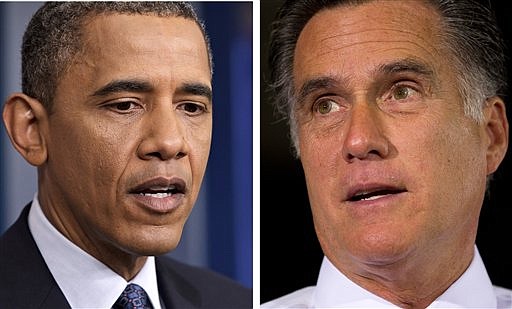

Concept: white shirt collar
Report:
left=28, top=194, right=162, bottom=309
left=313, top=247, right=497, bottom=308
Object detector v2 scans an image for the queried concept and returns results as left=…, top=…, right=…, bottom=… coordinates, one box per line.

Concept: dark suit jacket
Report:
left=0, top=204, right=252, bottom=308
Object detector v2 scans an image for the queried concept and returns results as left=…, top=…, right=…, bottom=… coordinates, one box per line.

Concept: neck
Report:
left=37, top=186, right=147, bottom=281
left=331, top=245, right=475, bottom=308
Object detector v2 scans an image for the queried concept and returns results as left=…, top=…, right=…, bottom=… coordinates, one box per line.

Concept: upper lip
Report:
left=345, top=184, right=407, bottom=202
left=128, top=177, right=187, bottom=195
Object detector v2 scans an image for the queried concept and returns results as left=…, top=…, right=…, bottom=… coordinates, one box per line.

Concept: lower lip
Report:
left=130, top=193, right=185, bottom=214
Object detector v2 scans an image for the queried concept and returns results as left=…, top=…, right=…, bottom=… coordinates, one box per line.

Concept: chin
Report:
left=135, top=245, right=178, bottom=257
left=126, top=239, right=181, bottom=257
left=353, top=235, right=413, bottom=266
left=120, top=226, right=184, bottom=256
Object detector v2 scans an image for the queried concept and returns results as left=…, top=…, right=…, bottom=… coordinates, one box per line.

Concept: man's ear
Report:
left=2, top=93, right=49, bottom=166
left=484, top=96, right=509, bottom=175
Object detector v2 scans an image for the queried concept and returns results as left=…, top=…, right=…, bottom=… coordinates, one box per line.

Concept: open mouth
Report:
left=129, top=177, right=186, bottom=198
left=135, top=185, right=182, bottom=198
left=128, top=177, right=187, bottom=213
left=348, top=188, right=406, bottom=202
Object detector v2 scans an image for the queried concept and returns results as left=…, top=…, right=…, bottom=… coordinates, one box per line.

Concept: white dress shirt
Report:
left=262, top=248, right=512, bottom=308
left=28, top=194, right=163, bottom=309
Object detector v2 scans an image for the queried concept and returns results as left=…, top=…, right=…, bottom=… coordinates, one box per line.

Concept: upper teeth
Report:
left=150, top=185, right=176, bottom=191
left=140, top=192, right=172, bottom=198
left=353, top=191, right=386, bottom=201
left=361, top=195, right=382, bottom=201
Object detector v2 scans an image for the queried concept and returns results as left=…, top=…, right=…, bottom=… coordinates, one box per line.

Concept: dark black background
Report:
left=260, top=0, right=512, bottom=303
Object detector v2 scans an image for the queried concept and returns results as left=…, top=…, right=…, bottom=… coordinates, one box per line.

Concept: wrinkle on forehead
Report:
left=317, top=28, right=438, bottom=57
left=293, top=0, right=445, bottom=89
left=298, top=1, right=441, bottom=50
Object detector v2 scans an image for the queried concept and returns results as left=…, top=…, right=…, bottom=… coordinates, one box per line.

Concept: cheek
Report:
left=190, top=119, right=211, bottom=159
left=186, top=122, right=212, bottom=187
left=405, top=115, right=487, bottom=225
left=49, top=116, right=133, bottom=194
left=299, top=124, right=341, bottom=176
left=441, top=124, right=486, bottom=199
left=422, top=119, right=483, bottom=182
left=299, top=125, right=342, bottom=211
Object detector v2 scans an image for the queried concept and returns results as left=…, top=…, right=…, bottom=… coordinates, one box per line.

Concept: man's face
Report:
left=42, top=14, right=212, bottom=257
left=294, top=1, right=501, bottom=268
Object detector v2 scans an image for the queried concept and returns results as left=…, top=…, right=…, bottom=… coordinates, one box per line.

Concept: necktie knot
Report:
left=113, top=283, right=153, bottom=309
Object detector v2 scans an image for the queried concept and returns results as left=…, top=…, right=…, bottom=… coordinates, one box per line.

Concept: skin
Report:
left=3, top=14, right=212, bottom=280
left=293, top=1, right=508, bottom=307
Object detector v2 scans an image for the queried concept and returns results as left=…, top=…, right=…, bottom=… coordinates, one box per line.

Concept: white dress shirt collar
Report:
left=313, top=248, right=497, bottom=308
left=28, top=194, right=162, bottom=309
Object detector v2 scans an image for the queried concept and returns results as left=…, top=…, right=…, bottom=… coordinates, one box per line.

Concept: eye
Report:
left=379, top=82, right=426, bottom=113
left=178, top=102, right=208, bottom=116
left=114, top=101, right=135, bottom=111
left=387, top=84, right=421, bottom=103
left=392, top=85, right=414, bottom=100
left=102, top=99, right=143, bottom=114
left=314, top=99, right=340, bottom=115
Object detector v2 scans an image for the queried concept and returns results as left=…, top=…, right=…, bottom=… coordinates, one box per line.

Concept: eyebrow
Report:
left=296, top=76, right=349, bottom=109
left=375, top=58, right=435, bottom=78
left=178, top=82, right=213, bottom=102
left=298, top=77, right=339, bottom=100
left=91, top=79, right=212, bottom=102
left=295, top=58, right=436, bottom=107
left=92, top=79, right=153, bottom=97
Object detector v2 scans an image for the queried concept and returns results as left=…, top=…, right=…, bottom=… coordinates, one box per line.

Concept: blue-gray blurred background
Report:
left=0, top=2, right=253, bottom=288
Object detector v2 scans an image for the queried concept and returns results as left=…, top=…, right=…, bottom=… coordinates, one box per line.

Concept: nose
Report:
left=342, top=102, right=390, bottom=162
left=137, top=108, right=188, bottom=161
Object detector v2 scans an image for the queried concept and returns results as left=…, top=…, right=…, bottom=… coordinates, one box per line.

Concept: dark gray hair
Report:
left=268, top=0, right=507, bottom=156
left=22, top=1, right=212, bottom=111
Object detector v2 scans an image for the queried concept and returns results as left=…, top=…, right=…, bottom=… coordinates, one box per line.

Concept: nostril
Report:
left=368, top=149, right=381, bottom=156
left=143, top=151, right=185, bottom=160
left=146, top=152, right=164, bottom=160
left=136, top=133, right=188, bottom=161
left=343, top=132, right=390, bottom=162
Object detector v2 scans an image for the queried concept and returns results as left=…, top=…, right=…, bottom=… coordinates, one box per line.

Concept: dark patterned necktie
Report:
left=113, top=283, right=154, bottom=309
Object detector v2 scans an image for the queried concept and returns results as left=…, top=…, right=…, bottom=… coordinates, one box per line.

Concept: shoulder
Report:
left=156, top=256, right=250, bottom=290
left=0, top=204, right=31, bottom=247
left=261, top=286, right=315, bottom=308
left=0, top=204, right=41, bottom=273
left=0, top=204, right=69, bottom=307
left=0, top=204, right=34, bottom=267
left=494, top=285, right=512, bottom=308
left=155, top=256, right=252, bottom=308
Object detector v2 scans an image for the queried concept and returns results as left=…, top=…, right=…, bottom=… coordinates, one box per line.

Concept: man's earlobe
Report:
left=484, top=96, right=509, bottom=175
left=2, top=93, right=48, bottom=166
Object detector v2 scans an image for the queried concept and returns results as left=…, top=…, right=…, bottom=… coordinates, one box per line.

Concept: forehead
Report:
left=294, top=0, right=444, bottom=83
left=61, top=13, right=211, bottom=89
left=51, top=13, right=212, bottom=108
left=80, top=13, right=207, bottom=62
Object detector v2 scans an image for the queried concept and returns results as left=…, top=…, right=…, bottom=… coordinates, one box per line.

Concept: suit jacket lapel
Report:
left=155, top=256, right=202, bottom=308
left=0, top=203, right=70, bottom=308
